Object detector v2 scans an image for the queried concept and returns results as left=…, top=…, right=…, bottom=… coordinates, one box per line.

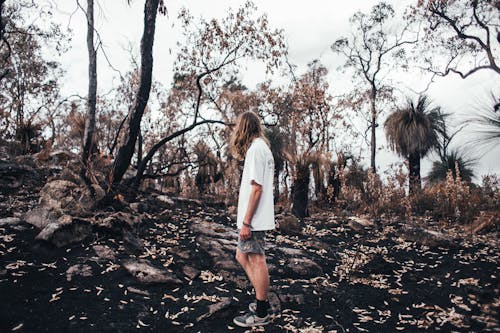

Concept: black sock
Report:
left=256, top=299, right=270, bottom=318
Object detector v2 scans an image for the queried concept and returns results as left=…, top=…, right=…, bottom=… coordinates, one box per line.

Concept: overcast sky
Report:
left=50, top=0, right=500, bottom=181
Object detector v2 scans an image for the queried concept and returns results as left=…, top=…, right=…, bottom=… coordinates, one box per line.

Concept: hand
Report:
left=240, top=224, right=251, bottom=241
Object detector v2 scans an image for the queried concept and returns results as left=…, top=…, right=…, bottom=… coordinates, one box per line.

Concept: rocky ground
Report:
left=0, top=160, right=499, bottom=332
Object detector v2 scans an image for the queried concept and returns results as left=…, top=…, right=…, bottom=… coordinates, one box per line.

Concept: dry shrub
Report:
left=479, top=174, right=500, bottom=211
left=337, top=163, right=408, bottom=217
left=365, top=169, right=385, bottom=216
left=336, top=163, right=364, bottom=211
left=418, top=167, right=480, bottom=223
left=365, top=165, right=408, bottom=217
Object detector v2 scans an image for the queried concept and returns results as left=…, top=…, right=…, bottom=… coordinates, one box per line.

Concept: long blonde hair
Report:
left=230, top=111, right=269, bottom=161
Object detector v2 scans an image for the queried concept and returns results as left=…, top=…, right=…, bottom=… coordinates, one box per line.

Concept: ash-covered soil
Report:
left=0, top=179, right=498, bottom=332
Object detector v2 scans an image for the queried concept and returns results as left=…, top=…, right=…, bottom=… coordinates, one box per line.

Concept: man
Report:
left=230, top=111, right=275, bottom=327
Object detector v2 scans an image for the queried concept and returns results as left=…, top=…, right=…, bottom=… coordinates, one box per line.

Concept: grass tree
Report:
left=384, top=95, right=444, bottom=194
left=426, top=149, right=475, bottom=184
left=468, top=93, right=500, bottom=152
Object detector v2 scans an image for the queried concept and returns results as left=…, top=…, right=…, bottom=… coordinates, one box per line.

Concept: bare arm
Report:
left=240, top=180, right=263, bottom=240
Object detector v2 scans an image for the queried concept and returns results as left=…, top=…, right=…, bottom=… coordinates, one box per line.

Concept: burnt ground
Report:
left=0, top=178, right=499, bottom=333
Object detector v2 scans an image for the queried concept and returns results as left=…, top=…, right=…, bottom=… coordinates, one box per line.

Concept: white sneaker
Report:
left=233, top=311, right=272, bottom=327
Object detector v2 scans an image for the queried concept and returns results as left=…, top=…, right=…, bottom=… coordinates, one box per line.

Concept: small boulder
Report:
left=0, top=217, right=21, bottom=226
left=278, top=215, right=301, bottom=235
left=93, top=245, right=116, bottom=261
left=278, top=293, right=305, bottom=305
left=196, top=297, right=233, bottom=322
left=66, top=264, right=92, bottom=281
left=471, top=211, right=499, bottom=234
left=214, top=259, right=239, bottom=271
left=122, top=259, right=182, bottom=285
left=24, top=207, right=59, bottom=229
left=399, top=225, right=455, bottom=248
left=35, top=218, right=92, bottom=247
left=182, top=266, right=201, bottom=280
left=287, top=258, right=323, bottom=277
left=157, top=195, right=174, bottom=206
left=39, top=180, right=104, bottom=215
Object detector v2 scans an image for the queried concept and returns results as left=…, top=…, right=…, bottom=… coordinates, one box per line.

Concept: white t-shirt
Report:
left=237, top=137, right=275, bottom=231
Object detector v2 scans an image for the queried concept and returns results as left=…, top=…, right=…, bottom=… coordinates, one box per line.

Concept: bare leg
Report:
left=236, top=248, right=257, bottom=287
left=247, top=253, right=269, bottom=301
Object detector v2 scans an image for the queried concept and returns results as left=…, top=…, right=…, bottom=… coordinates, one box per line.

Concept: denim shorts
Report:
left=237, top=231, right=266, bottom=254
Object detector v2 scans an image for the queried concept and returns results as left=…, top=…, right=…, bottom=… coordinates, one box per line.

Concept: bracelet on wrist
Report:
left=243, top=222, right=251, bottom=228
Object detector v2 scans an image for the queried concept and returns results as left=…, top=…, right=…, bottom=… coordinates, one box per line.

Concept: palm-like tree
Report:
left=467, top=93, right=500, bottom=152
left=426, top=149, right=475, bottom=184
left=385, top=95, right=444, bottom=194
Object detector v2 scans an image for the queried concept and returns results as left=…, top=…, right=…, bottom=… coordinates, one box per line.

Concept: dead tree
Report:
left=81, top=0, right=97, bottom=189
left=109, top=0, right=160, bottom=186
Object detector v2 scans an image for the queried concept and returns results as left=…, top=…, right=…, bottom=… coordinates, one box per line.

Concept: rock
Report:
left=123, top=230, right=144, bottom=251
left=93, top=245, right=116, bottom=261
left=399, top=225, right=455, bottom=248
left=126, top=286, right=150, bottom=296
left=0, top=217, right=21, bottom=226
left=471, top=211, right=499, bottom=234
left=287, top=258, right=323, bottom=277
left=24, top=208, right=58, bottom=229
left=57, top=214, right=74, bottom=225
left=305, top=240, right=330, bottom=252
left=49, top=150, right=77, bottom=164
left=39, top=180, right=104, bottom=215
left=156, top=195, right=174, bottom=205
left=214, top=260, right=239, bottom=271
left=100, top=211, right=141, bottom=229
left=278, top=247, right=305, bottom=257
left=122, top=259, right=182, bottom=285
left=13, top=155, right=37, bottom=168
left=348, top=216, right=374, bottom=232
left=39, top=180, right=79, bottom=211
left=170, top=247, right=190, bottom=260
left=0, top=161, right=35, bottom=175
left=196, top=297, right=233, bottom=322
left=57, top=168, right=81, bottom=185
left=190, top=220, right=237, bottom=240
left=129, top=202, right=141, bottom=213
left=348, top=220, right=364, bottom=232
left=182, top=266, right=201, bottom=280
left=66, top=264, right=92, bottom=281
left=171, top=196, right=202, bottom=205
left=350, top=216, right=373, bottom=227
left=268, top=292, right=282, bottom=312
left=278, top=215, right=301, bottom=235
left=35, top=218, right=92, bottom=247
left=278, top=293, right=305, bottom=305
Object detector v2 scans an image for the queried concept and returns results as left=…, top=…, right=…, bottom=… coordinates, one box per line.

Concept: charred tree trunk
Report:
left=312, top=162, right=325, bottom=203
left=0, top=0, right=11, bottom=82
left=408, top=152, right=421, bottom=195
left=109, top=0, right=159, bottom=186
left=327, top=162, right=341, bottom=204
left=81, top=0, right=97, bottom=190
left=136, top=131, right=142, bottom=169
left=369, top=86, right=377, bottom=171
left=292, top=161, right=310, bottom=218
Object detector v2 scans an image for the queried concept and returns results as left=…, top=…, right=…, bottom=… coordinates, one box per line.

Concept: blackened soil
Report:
left=0, top=188, right=498, bottom=332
